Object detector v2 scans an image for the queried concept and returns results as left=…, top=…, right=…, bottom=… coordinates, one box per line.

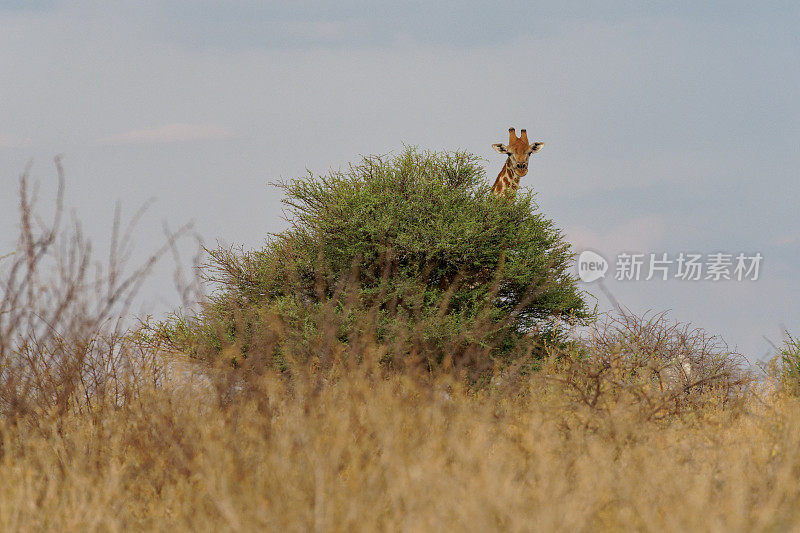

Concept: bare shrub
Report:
left=545, top=310, right=753, bottom=421
left=0, top=158, right=183, bottom=420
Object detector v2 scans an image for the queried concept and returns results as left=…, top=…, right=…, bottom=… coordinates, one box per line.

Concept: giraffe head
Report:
left=492, top=127, right=544, bottom=177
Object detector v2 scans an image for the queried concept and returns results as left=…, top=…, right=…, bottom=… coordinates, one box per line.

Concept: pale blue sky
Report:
left=1, top=1, right=797, bottom=359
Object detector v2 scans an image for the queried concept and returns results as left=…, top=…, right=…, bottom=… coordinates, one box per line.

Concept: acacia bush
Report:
left=162, top=148, right=588, bottom=372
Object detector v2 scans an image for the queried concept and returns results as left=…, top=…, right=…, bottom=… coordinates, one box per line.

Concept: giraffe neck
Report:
left=492, top=158, right=521, bottom=196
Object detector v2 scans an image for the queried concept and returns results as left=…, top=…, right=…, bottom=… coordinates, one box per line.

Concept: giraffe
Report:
left=491, top=127, right=545, bottom=197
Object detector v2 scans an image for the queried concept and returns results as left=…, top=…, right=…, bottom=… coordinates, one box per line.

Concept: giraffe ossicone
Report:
left=491, top=127, right=545, bottom=197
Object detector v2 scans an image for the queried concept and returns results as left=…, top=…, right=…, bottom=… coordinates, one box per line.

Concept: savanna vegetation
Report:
left=1, top=151, right=799, bottom=531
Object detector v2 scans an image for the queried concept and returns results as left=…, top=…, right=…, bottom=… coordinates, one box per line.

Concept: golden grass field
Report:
left=1, top=351, right=799, bottom=532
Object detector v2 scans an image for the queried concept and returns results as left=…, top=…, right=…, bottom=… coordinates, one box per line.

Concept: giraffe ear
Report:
left=492, top=143, right=510, bottom=154
left=528, top=142, right=545, bottom=154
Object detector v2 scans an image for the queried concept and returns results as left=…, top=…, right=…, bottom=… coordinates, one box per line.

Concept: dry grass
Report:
left=1, top=360, right=799, bottom=531
left=2, top=161, right=800, bottom=532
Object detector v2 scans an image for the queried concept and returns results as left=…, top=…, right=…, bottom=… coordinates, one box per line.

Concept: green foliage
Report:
left=168, top=147, right=588, bottom=371
left=779, top=333, right=800, bottom=394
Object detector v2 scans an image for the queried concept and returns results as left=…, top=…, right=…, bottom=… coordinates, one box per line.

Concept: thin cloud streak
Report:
left=566, top=216, right=667, bottom=257
left=0, top=133, right=30, bottom=148
left=96, top=123, right=235, bottom=146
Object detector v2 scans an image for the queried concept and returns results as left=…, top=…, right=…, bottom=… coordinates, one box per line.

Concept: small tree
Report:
left=169, top=148, right=588, bottom=371
left=777, top=333, right=800, bottom=395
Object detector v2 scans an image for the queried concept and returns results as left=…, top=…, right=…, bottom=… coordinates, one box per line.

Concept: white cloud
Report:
left=96, top=123, right=235, bottom=146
